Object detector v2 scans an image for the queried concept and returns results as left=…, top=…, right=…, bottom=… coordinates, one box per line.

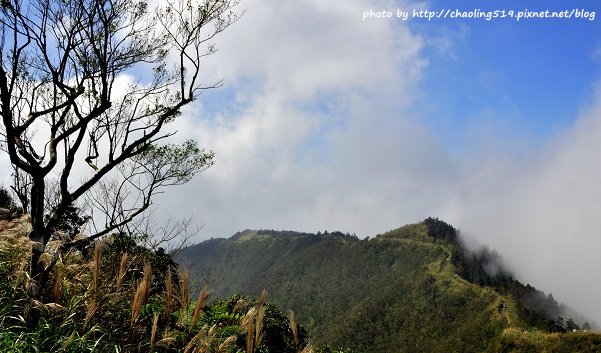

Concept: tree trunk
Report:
left=29, top=176, right=47, bottom=299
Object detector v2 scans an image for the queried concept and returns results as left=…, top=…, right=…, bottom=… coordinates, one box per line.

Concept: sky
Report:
left=149, top=0, right=601, bottom=322
left=2, top=0, right=601, bottom=323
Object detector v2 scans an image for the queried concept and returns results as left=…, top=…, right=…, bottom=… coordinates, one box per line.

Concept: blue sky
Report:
left=415, top=0, right=601, bottom=153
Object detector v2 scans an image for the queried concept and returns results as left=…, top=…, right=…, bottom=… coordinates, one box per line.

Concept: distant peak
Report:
left=231, top=229, right=259, bottom=241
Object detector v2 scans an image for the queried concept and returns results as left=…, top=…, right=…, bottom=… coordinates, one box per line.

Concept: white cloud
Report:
left=453, top=86, right=601, bottom=325
left=160, top=0, right=601, bottom=323
left=201, top=0, right=424, bottom=95
left=158, top=0, right=433, bottom=237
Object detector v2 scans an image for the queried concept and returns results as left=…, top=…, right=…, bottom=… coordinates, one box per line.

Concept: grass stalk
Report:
left=242, top=307, right=257, bottom=353
left=255, top=289, right=267, bottom=349
left=150, top=311, right=159, bottom=351
left=164, top=269, right=173, bottom=323
left=288, top=309, right=298, bottom=350
left=131, top=263, right=152, bottom=326
left=93, top=241, right=102, bottom=292
left=116, top=252, right=128, bottom=292
left=177, top=270, right=190, bottom=326
left=189, top=285, right=209, bottom=332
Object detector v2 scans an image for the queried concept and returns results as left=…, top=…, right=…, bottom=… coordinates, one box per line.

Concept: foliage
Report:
left=177, top=220, right=601, bottom=353
left=423, top=217, right=458, bottom=242
left=0, top=185, right=22, bottom=217
left=206, top=295, right=309, bottom=353
left=4, top=211, right=600, bottom=353
left=0, top=218, right=311, bottom=353
left=178, top=224, right=503, bottom=352
left=0, top=186, right=15, bottom=209
left=489, top=328, right=601, bottom=353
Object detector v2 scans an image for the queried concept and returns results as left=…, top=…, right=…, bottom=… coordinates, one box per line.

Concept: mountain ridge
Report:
left=176, top=218, right=601, bottom=352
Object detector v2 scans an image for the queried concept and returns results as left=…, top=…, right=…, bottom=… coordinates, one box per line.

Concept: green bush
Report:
left=0, top=225, right=311, bottom=353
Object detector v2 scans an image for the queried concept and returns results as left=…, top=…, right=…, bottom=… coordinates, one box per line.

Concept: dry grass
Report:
left=238, top=290, right=270, bottom=353
left=52, top=272, right=63, bottom=303
left=242, top=306, right=257, bottom=353
left=38, top=251, right=53, bottom=271
left=30, top=299, right=65, bottom=314
left=255, top=289, right=267, bottom=348
left=93, top=241, right=102, bottom=291
left=13, top=258, right=28, bottom=293
left=131, top=263, right=152, bottom=326
left=189, top=285, right=209, bottom=332
left=84, top=298, right=98, bottom=328
left=177, top=270, right=190, bottom=326
left=288, top=309, right=298, bottom=349
left=0, top=214, right=31, bottom=235
left=184, top=324, right=218, bottom=353
left=1, top=214, right=313, bottom=353
left=234, top=297, right=245, bottom=313
left=116, top=252, right=128, bottom=292
left=164, top=269, right=174, bottom=323
left=155, top=336, right=176, bottom=348
left=300, top=343, right=314, bottom=353
left=150, top=311, right=160, bottom=351
left=216, top=335, right=237, bottom=353
left=58, top=332, right=76, bottom=353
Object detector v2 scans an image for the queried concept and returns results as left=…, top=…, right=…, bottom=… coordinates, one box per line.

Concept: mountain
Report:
left=176, top=218, right=601, bottom=352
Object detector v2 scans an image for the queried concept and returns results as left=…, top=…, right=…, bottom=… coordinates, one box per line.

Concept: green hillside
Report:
left=177, top=219, right=601, bottom=353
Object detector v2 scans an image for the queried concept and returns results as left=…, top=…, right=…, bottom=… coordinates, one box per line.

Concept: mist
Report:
left=450, top=87, right=601, bottom=326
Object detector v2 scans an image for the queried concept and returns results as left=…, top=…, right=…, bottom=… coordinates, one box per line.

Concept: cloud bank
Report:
left=164, top=0, right=441, bottom=236
left=153, top=0, right=601, bottom=323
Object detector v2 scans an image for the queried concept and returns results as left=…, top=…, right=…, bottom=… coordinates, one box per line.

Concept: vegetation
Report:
left=2, top=204, right=601, bottom=352
left=0, top=214, right=313, bottom=352
left=423, top=217, right=592, bottom=333
left=0, top=0, right=236, bottom=300
left=2, top=0, right=597, bottom=351
left=177, top=220, right=601, bottom=353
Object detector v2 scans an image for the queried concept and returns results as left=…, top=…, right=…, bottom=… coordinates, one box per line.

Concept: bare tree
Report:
left=10, top=165, right=31, bottom=212
left=0, top=0, right=239, bottom=297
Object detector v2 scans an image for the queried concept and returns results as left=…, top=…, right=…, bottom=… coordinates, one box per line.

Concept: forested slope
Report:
left=177, top=219, right=601, bottom=353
